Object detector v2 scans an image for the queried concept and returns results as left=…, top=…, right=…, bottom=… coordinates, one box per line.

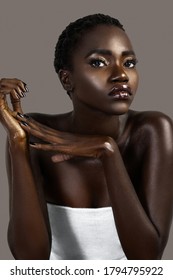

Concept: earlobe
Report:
left=58, top=69, right=74, bottom=92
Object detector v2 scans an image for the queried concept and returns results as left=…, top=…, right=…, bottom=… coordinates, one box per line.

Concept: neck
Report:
left=69, top=103, right=127, bottom=141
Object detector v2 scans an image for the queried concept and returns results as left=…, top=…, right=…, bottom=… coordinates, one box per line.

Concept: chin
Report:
left=107, top=103, right=131, bottom=115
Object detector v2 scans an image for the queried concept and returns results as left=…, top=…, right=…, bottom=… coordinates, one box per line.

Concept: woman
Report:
left=0, top=14, right=173, bottom=260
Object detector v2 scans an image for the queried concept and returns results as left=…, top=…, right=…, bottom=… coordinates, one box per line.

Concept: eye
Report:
left=124, top=59, right=138, bottom=69
left=89, top=58, right=108, bottom=68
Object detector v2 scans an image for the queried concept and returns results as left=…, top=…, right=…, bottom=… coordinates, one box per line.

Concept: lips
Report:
left=108, top=85, right=132, bottom=100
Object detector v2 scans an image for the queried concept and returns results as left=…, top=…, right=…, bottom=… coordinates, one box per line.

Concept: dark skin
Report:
left=0, top=25, right=173, bottom=260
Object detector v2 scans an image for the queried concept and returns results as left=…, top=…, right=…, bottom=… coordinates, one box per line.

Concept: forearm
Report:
left=7, top=141, right=50, bottom=259
left=102, top=146, right=160, bottom=259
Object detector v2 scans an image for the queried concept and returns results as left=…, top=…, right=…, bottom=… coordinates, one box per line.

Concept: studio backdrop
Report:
left=0, top=0, right=173, bottom=259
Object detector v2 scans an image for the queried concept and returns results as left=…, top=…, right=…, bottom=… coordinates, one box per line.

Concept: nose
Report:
left=110, top=66, right=129, bottom=83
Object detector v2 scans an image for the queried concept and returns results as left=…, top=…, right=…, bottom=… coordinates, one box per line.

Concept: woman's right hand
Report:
left=0, top=78, right=28, bottom=145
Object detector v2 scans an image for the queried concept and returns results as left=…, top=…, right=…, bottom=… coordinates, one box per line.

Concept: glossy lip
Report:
left=108, top=84, right=132, bottom=100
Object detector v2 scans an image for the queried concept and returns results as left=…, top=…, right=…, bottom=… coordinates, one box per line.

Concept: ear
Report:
left=58, top=69, right=74, bottom=92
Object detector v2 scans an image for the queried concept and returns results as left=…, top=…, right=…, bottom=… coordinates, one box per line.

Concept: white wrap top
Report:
left=47, top=203, right=127, bottom=260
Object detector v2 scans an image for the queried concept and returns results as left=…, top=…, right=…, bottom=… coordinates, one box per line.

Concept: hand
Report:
left=0, top=78, right=28, bottom=143
left=16, top=114, right=116, bottom=162
left=0, top=78, right=28, bottom=111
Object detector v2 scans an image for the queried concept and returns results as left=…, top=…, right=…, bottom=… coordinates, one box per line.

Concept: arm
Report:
left=17, top=112, right=173, bottom=259
left=0, top=78, right=51, bottom=259
left=101, top=115, right=173, bottom=259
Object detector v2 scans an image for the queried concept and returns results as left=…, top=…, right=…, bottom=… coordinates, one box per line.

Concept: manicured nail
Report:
left=20, top=92, right=25, bottom=97
left=30, top=142, right=36, bottom=145
left=17, top=112, right=24, bottom=118
left=21, top=121, right=28, bottom=126
left=23, top=114, right=30, bottom=119
left=22, top=82, right=28, bottom=92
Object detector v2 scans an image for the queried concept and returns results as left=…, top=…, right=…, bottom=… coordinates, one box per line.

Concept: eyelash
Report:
left=89, top=58, right=138, bottom=69
left=89, top=58, right=108, bottom=68
left=124, top=59, right=138, bottom=68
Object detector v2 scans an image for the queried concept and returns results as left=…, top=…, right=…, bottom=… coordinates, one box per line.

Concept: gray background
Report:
left=0, top=0, right=173, bottom=259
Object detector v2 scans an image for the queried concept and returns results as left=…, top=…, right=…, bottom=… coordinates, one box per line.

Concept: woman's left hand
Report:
left=16, top=114, right=116, bottom=162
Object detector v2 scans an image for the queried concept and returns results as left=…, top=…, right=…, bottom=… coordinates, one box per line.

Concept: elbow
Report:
left=140, top=235, right=166, bottom=260
left=126, top=232, right=166, bottom=260
left=145, top=231, right=169, bottom=260
left=8, top=243, right=51, bottom=260
left=8, top=238, right=51, bottom=260
left=8, top=226, right=51, bottom=260
left=141, top=244, right=162, bottom=260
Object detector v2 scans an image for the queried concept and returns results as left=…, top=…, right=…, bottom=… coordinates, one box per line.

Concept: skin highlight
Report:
left=0, top=21, right=173, bottom=260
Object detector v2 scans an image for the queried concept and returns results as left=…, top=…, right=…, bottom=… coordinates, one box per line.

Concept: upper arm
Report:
left=139, top=113, right=173, bottom=251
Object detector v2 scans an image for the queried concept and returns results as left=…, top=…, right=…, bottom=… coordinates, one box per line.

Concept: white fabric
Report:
left=47, top=203, right=127, bottom=260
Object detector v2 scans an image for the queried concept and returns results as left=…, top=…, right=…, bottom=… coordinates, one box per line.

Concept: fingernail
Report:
left=23, top=82, right=28, bottom=92
left=30, top=142, right=36, bottom=145
left=20, top=92, right=25, bottom=97
left=17, top=112, right=24, bottom=118
left=23, top=114, right=30, bottom=119
left=21, top=121, right=28, bottom=126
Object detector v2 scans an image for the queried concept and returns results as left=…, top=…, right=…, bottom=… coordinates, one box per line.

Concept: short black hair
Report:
left=54, top=13, right=125, bottom=74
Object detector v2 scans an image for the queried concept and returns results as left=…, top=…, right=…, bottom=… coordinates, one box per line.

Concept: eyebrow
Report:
left=85, top=49, right=136, bottom=58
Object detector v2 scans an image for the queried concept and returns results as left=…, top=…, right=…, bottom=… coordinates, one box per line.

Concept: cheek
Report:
left=74, top=72, right=106, bottom=93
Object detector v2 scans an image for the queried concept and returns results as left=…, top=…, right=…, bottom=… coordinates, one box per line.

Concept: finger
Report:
left=14, top=86, right=26, bottom=98
left=29, top=142, right=78, bottom=156
left=29, top=142, right=68, bottom=150
left=0, top=78, right=28, bottom=93
left=29, top=143, right=77, bottom=159
left=22, top=82, right=29, bottom=91
left=20, top=118, right=91, bottom=147
left=0, top=95, right=14, bottom=116
left=29, top=142, right=74, bottom=162
left=0, top=93, right=6, bottom=108
left=0, top=92, right=22, bottom=116
left=0, top=87, right=19, bottom=98
left=51, top=154, right=74, bottom=163
left=0, top=87, right=23, bottom=99
left=10, top=96, right=23, bottom=114
left=29, top=141, right=97, bottom=159
left=22, top=122, right=74, bottom=145
left=29, top=141, right=89, bottom=156
left=17, top=114, right=79, bottom=144
left=0, top=78, right=28, bottom=97
left=20, top=122, right=59, bottom=142
left=16, top=114, right=62, bottom=137
left=18, top=116, right=67, bottom=142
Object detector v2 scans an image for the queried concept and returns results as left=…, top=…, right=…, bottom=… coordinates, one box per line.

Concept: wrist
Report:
left=101, top=137, right=117, bottom=159
left=8, top=136, right=29, bottom=153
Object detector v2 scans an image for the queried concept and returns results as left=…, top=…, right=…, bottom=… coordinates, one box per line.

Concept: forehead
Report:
left=74, top=25, right=134, bottom=57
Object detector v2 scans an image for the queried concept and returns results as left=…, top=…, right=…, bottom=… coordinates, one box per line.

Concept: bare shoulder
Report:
left=125, top=110, right=173, bottom=157
left=129, top=110, right=173, bottom=141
